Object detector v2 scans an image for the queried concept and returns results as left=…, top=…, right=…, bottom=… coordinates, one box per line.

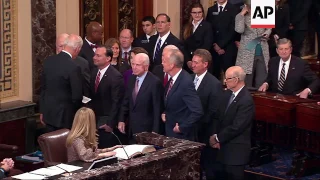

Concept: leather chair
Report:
left=38, top=129, right=70, bottom=167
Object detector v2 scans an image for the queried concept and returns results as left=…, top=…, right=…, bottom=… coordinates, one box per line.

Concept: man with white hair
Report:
left=209, top=66, right=254, bottom=180
left=118, top=53, right=164, bottom=143
left=40, top=34, right=83, bottom=132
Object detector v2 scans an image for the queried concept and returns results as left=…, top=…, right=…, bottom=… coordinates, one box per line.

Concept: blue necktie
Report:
left=153, top=38, right=162, bottom=62
left=226, top=93, right=235, bottom=111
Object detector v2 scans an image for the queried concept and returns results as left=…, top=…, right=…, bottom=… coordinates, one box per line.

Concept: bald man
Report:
left=40, top=34, right=83, bottom=132
left=119, top=29, right=134, bottom=64
left=209, top=66, right=254, bottom=180
left=56, top=33, right=91, bottom=97
left=79, top=21, right=104, bottom=71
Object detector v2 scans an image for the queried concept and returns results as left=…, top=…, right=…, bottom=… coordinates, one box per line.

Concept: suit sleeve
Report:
left=235, top=13, right=245, bottom=34
left=203, top=82, right=223, bottom=124
left=152, top=80, right=164, bottom=133
left=109, top=75, right=125, bottom=128
left=217, top=8, right=238, bottom=49
left=119, top=78, right=131, bottom=123
left=217, top=98, right=254, bottom=144
left=82, top=60, right=91, bottom=97
left=179, top=81, right=204, bottom=133
left=70, top=66, right=83, bottom=108
left=302, top=61, right=320, bottom=94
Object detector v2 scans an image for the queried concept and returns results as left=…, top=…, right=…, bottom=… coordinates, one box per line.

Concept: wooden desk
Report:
left=0, top=101, right=36, bottom=156
left=252, top=92, right=315, bottom=146
left=296, top=103, right=320, bottom=153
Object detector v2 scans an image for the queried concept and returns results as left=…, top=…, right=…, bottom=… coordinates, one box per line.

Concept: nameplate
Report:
left=212, top=12, right=219, bottom=15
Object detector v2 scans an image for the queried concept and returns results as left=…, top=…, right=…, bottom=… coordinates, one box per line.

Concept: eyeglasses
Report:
left=225, top=77, right=238, bottom=81
left=191, top=11, right=203, bottom=15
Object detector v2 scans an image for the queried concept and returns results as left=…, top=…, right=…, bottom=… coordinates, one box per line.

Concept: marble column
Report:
left=31, top=0, right=56, bottom=110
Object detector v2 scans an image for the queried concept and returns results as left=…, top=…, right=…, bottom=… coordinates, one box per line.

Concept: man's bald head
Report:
left=226, top=66, right=246, bottom=81
left=64, top=34, right=83, bottom=58
left=119, top=29, right=134, bottom=49
left=56, top=33, right=69, bottom=54
left=225, top=66, right=246, bottom=91
left=86, top=21, right=103, bottom=43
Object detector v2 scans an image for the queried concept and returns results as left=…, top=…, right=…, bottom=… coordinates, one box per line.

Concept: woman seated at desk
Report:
left=66, top=107, right=120, bottom=162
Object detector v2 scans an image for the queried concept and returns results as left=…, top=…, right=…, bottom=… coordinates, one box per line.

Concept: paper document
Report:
left=113, top=145, right=153, bottom=159
left=82, top=96, right=91, bottom=104
left=30, top=167, right=64, bottom=177
left=56, top=163, right=83, bottom=172
left=12, top=172, right=46, bottom=180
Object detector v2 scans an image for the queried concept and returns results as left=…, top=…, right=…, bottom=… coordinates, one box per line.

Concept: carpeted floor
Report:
left=245, top=148, right=320, bottom=180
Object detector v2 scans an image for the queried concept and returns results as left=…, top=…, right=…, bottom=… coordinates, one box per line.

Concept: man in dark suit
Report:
left=133, top=16, right=157, bottom=50
left=259, top=38, right=320, bottom=98
left=40, top=34, right=83, bottom=132
left=56, top=33, right=91, bottom=97
left=119, top=29, right=134, bottom=64
left=118, top=53, right=164, bottom=142
left=89, top=46, right=125, bottom=148
left=148, top=13, right=183, bottom=71
left=206, top=0, right=239, bottom=79
left=162, top=48, right=203, bottom=141
left=287, top=0, right=312, bottom=57
left=152, top=45, right=179, bottom=86
left=210, top=66, right=254, bottom=180
left=79, top=21, right=103, bottom=71
left=191, top=49, right=222, bottom=179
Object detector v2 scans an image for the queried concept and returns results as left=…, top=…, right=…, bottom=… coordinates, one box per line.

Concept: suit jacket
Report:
left=79, top=40, right=96, bottom=71
left=75, top=56, right=91, bottom=97
left=40, top=52, right=83, bottom=129
left=164, top=70, right=203, bottom=141
left=183, top=20, right=213, bottom=61
left=191, top=72, right=222, bottom=143
left=288, top=0, right=312, bottom=30
left=266, top=55, right=320, bottom=95
left=152, top=64, right=165, bottom=85
left=148, top=33, right=183, bottom=69
left=119, top=72, right=164, bottom=135
left=213, top=87, right=254, bottom=165
left=89, top=65, right=125, bottom=128
left=132, top=34, right=156, bottom=52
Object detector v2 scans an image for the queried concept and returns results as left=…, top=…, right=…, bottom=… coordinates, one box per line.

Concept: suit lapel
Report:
left=166, top=71, right=183, bottom=105
left=96, top=66, right=111, bottom=93
left=224, top=87, right=246, bottom=115
left=192, top=21, right=204, bottom=35
left=283, top=57, right=297, bottom=90
left=197, top=73, right=208, bottom=92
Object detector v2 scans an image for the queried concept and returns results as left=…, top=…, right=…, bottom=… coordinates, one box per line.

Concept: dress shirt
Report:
left=122, top=46, right=132, bottom=59
left=217, top=1, right=228, bottom=12
left=170, top=68, right=183, bottom=86
left=97, top=64, right=110, bottom=82
left=153, top=31, right=171, bottom=57
left=136, top=71, right=148, bottom=91
left=194, top=70, right=207, bottom=90
left=192, top=18, right=203, bottom=33
left=85, top=37, right=97, bottom=52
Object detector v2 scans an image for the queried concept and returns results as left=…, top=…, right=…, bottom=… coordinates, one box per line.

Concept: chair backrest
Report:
left=38, top=129, right=70, bottom=167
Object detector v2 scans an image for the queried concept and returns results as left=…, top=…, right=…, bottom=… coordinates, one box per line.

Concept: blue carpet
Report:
left=245, top=148, right=320, bottom=180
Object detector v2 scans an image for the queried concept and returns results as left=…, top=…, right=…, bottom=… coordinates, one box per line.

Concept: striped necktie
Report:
left=278, top=63, right=286, bottom=92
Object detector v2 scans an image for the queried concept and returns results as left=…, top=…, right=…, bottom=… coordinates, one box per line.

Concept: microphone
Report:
left=111, top=131, right=130, bottom=159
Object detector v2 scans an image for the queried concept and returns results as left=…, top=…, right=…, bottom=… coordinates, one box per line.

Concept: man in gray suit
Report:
left=56, top=33, right=91, bottom=97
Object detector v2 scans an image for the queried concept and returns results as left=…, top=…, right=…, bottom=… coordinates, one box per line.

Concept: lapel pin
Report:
left=165, top=42, right=167, bottom=45
left=292, top=67, right=295, bottom=70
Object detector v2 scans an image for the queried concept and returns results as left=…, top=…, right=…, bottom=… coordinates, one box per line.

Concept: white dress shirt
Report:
left=170, top=68, right=183, bottom=86
left=192, top=18, right=203, bottom=33
left=217, top=1, right=228, bottom=12
left=153, top=31, right=171, bottom=59
left=194, top=70, right=207, bottom=90
left=278, top=55, right=291, bottom=80
left=97, top=64, right=110, bottom=82
left=85, top=37, right=97, bottom=52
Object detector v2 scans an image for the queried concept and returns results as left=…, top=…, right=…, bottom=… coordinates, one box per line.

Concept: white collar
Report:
left=98, top=64, right=110, bottom=77
left=280, top=54, right=291, bottom=65
left=217, top=1, right=228, bottom=9
left=61, top=50, right=72, bottom=58
left=192, top=18, right=203, bottom=27
left=85, top=37, right=95, bottom=46
left=232, top=85, right=244, bottom=98
left=171, top=68, right=183, bottom=83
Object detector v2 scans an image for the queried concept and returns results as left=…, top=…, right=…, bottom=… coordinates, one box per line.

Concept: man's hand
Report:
left=173, top=123, right=181, bottom=133
left=40, top=114, right=46, bottom=126
left=217, top=49, right=225, bottom=55
left=161, top=113, right=166, bottom=122
left=99, top=124, right=113, bottom=132
left=235, top=41, right=240, bottom=48
left=118, top=122, right=126, bottom=134
left=289, top=23, right=294, bottom=30
left=213, top=43, right=221, bottom=52
left=317, top=102, right=320, bottom=105
left=209, top=134, right=218, bottom=148
left=296, top=88, right=310, bottom=99
left=258, top=83, right=268, bottom=92
left=1, top=158, right=14, bottom=171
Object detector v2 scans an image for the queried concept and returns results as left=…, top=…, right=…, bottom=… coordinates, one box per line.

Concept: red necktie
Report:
left=95, top=71, right=101, bottom=92
left=163, top=73, right=168, bottom=86
left=165, top=78, right=173, bottom=98
left=124, top=52, right=128, bottom=62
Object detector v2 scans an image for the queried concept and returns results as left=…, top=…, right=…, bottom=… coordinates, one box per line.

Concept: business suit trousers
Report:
left=245, top=55, right=267, bottom=89
left=212, top=162, right=245, bottom=180
left=201, top=146, right=218, bottom=180
left=288, top=30, right=307, bottom=57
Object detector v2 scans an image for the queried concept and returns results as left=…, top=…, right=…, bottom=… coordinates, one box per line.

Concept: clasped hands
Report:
left=1, top=158, right=14, bottom=172
left=213, top=43, right=225, bottom=55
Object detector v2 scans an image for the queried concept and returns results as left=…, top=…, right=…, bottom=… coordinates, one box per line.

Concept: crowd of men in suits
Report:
left=39, top=0, right=320, bottom=179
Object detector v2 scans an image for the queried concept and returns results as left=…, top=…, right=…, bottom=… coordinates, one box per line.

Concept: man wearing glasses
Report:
left=206, top=0, right=239, bottom=80
left=209, top=66, right=254, bottom=180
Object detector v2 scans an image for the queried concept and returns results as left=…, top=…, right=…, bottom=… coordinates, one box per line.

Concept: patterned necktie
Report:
left=219, top=6, right=223, bottom=13
left=278, top=63, right=286, bottom=92
left=132, top=79, right=139, bottom=103
left=165, top=78, right=173, bottom=98
left=153, top=38, right=162, bottom=62
left=194, top=76, right=199, bottom=90
left=124, top=52, right=128, bottom=62
left=95, top=71, right=101, bottom=93
left=226, top=93, right=235, bottom=111
left=163, top=73, right=169, bottom=87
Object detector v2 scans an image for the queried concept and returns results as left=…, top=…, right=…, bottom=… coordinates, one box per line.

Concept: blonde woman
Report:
left=66, top=107, right=120, bottom=162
